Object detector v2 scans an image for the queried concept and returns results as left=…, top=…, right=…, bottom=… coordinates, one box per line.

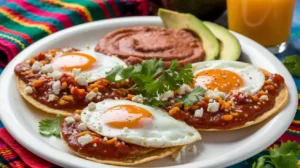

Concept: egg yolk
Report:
left=195, top=69, right=244, bottom=92
left=101, top=105, right=153, bottom=129
left=52, top=52, right=96, bottom=71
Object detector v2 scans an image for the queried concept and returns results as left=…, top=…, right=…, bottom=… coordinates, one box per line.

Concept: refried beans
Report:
left=95, top=26, right=205, bottom=67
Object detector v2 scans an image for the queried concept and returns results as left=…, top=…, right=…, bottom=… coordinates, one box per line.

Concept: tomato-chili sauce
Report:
left=61, top=120, right=149, bottom=159
left=165, top=74, right=285, bottom=130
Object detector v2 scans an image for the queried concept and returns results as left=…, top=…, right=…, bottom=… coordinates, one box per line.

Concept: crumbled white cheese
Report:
left=47, top=94, right=57, bottom=102
left=74, top=114, right=81, bottom=121
left=93, top=143, right=97, bottom=147
left=45, top=53, right=52, bottom=60
left=50, top=71, right=62, bottom=80
left=194, top=108, right=204, bottom=117
left=179, top=84, right=193, bottom=95
left=160, top=91, right=174, bottom=101
left=24, top=86, right=33, bottom=94
left=75, top=75, right=88, bottom=86
left=259, top=95, right=269, bottom=101
left=52, top=81, right=61, bottom=95
left=41, top=64, right=53, bottom=74
left=197, top=96, right=204, bottom=102
left=71, top=68, right=81, bottom=77
left=207, top=101, right=219, bottom=112
left=239, top=87, right=252, bottom=94
left=103, top=137, right=108, bottom=141
left=88, top=102, right=96, bottom=111
left=170, top=100, right=175, bottom=103
left=31, top=61, right=42, bottom=72
left=85, top=91, right=97, bottom=101
left=78, top=134, right=92, bottom=146
left=97, top=95, right=101, bottom=99
left=78, top=123, right=87, bottom=131
left=132, top=95, right=144, bottom=104
left=206, top=88, right=226, bottom=99
left=65, top=116, right=75, bottom=125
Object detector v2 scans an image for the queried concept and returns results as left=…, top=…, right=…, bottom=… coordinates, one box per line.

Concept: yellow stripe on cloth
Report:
left=0, top=8, right=52, bottom=34
left=0, top=33, right=25, bottom=49
left=288, top=128, right=300, bottom=134
left=298, top=94, right=300, bottom=99
left=293, top=120, right=300, bottom=125
left=49, top=0, right=93, bottom=22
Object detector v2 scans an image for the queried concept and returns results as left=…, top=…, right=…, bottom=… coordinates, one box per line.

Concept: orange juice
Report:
left=227, top=0, right=295, bottom=47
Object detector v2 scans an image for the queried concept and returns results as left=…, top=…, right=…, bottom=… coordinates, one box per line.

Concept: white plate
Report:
left=0, top=17, right=297, bottom=168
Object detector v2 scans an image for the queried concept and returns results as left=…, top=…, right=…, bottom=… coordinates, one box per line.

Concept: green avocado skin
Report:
left=203, top=21, right=241, bottom=61
left=170, top=0, right=226, bottom=21
left=158, top=8, right=220, bottom=61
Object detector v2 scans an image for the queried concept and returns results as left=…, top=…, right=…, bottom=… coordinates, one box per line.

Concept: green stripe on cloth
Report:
left=5, top=3, right=64, bottom=30
left=102, top=0, right=116, bottom=18
left=0, top=12, right=48, bottom=41
left=29, top=0, right=85, bottom=25
left=61, top=0, right=106, bottom=20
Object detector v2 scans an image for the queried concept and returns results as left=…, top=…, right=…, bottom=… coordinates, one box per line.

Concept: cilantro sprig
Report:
left=252, top=141, right=300, bottom=168
left=39, top=114, right=62, bottom=138
left=106, top=59, right=194, bottom=106
left=283, top=55, right=300, bottom=77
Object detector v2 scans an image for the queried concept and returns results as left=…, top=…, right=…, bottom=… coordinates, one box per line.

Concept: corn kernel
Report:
left=127, top=94, right=135, bottom=99
left=251, top=95, right=259, bottom=101
left=231, top=112, right=239, bottom=117
left=184, top=106, right=190, bottom=111
left=61, top=82, right=68, bottom=89
left=32, top=80, right=43, bottom=87
left=106, top=138, right=116, bottom=144
left=62, top=95, right=73, bottom=101
left=221, top=114, right=233, bottom=121
left=169, top=107, right=180, bottom=115
left=93, top=88, right=99, bottom=93
left=59, top=99, right=67, bottom=105
left=265, top=85, right=274, bottom=91
left=190, top=105, right=199, bottom=111
left=75, top=110, right=82, bottom=113
left=25, top=70, right=31, bottom=75
left=244, top=114, right=248, bottom=117
left=173, top=102, right=183, bottom=108
left=40, top=60, right=47, bottom=65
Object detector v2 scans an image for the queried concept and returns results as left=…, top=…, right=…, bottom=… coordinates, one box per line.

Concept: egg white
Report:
left=192, top=60, right=265, bottom=95
left=81, top=100, right=201, bottom=148
left=51, top=51, right=126, bottom=83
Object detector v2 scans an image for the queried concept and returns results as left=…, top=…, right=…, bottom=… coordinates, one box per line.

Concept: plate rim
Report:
left=0, top=16, right=297, bottom=168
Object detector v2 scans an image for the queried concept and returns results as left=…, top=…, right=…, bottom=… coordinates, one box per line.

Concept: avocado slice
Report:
left=203, top=21, right=241, bottom=60
left=158, top=8, right=220, bottom=61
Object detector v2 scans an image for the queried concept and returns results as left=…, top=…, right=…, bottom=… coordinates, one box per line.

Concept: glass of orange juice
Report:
left=227, top=0, right=296, bottom=54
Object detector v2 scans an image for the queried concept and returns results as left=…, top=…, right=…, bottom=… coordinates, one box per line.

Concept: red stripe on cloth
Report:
left=1, top=6, right=58, bottom=33
left=0, top=129, right=55, bottom=168
left=277, top=132, right=300, bottom=144
left=0, top=38, right=19, bottom=62
left=288, top=125, right=300, bottom=131
left=0, top=139, right=28, bottom=168
left=93, top=0, right=111, bottom=18
left=107, top=0, right=121, bottom=17
left=0, top=25, right=34, bottom=44
left=13, top=0, right=74, bottom=29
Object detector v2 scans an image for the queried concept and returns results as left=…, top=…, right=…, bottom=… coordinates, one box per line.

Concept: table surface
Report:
left=0, top=0, right=299, bottom=167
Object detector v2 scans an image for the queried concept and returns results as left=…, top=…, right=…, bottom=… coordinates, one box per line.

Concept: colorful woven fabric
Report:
left=0, top=0, right=147, bottom=68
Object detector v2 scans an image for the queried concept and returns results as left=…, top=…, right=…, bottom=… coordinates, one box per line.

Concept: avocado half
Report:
left=158, top=8, right=220, bottom=61
left=203, top=21, right=241, bottom=60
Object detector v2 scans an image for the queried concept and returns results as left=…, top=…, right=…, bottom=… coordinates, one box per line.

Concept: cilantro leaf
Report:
left=39, top=114, right=62, bottom=137
left=252, top=141, right=300, bottom=168
left=105, top=65, right=123, bottom=82
left=105, top=59, right=195, bottom=106
left=283, top=55, right=300, bottom=77
left=181, top=87, right=206, bottom=106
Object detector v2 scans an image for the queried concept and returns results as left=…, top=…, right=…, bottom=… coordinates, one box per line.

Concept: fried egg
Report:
left=81, top=100, right=201, bottom=148
left=51, top=51, right=126, bottom=83
left=193, top=60, right=265, bottom=94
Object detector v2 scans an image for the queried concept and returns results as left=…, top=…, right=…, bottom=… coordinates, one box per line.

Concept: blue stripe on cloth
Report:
left=0, top=121, right=3, bottom=128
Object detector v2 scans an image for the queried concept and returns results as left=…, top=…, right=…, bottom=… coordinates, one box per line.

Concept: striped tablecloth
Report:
left=0, top=0, right=299, bottom=167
